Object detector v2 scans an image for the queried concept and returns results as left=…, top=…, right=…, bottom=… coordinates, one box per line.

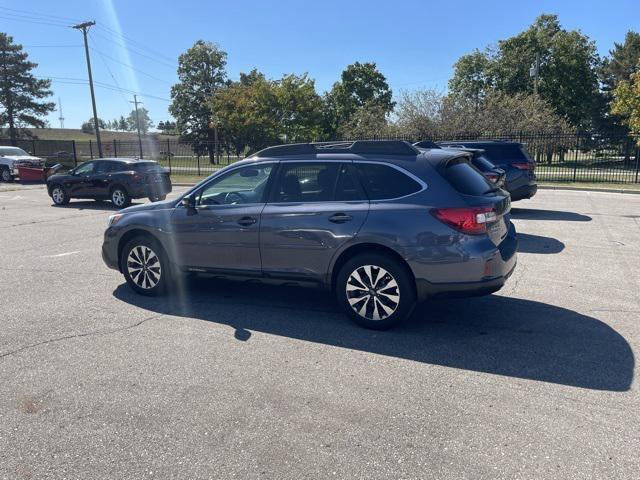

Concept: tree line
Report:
left=1, top=14, right=640, bottom=150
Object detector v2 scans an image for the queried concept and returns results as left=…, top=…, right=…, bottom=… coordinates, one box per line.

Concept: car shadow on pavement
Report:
left=517, top=233, right=565, bottom=254
left=52, top=201, right=143, bottom=211
left=113, top=279, right=633, bottom=392
left=511, top=208, right=592, bottom=222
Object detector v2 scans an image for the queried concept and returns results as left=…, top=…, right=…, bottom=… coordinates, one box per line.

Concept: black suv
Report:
left=47, top=158, right=172, bottom=208
left=437, top=141, right=537, bottom=201
left=102, top=141, right=517, bottom=330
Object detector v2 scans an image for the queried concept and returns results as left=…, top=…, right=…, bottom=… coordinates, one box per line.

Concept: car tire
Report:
left=1, top=167, right=13, bottom=182
left=149, top=194, right=166, bottom=202
left=121, top=236, right=170, bottom=296
left=50, top=185, right=70, bottom=205
left=110, top=186, right=131, bottom=208
left=336, top=253, right=416, bottom=330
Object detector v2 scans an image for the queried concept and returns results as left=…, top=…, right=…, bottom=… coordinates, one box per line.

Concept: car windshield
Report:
left=0, top=147, right=29, bottom=156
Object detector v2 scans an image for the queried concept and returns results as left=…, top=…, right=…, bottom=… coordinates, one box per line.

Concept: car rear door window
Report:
left=271, top=162, right=340, bottom=203
left=479, top=145, right=529, bottom=163
left=441, top=158, right=493, bottom=196
left=354, top=163, right=422, bottom=200
left=335, top=164, right=367, bottom=201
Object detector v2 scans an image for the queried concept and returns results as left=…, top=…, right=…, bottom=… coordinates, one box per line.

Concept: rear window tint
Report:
left=477, top=145, right=528, bottom=162
left=471, top=156, right=496, bottom=172
left=441, top=158, right=493, bottom=196
left=355, top=164, right=422, bottom=200
left=132, top=162, right=161, bottom=171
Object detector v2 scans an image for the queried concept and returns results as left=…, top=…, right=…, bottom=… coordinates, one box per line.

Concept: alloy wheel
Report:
left=52, top=187, right=65, bottom=204
left=112, top=189, right=126, bottom=207
left=127, top=245, right=161, bottom=289
left=1, top=169, right=11, bottom=182
left=345, top=265, right=400, bottom=321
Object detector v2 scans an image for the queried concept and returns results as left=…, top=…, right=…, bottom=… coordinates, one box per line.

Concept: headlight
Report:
left=107, top=213, right=123, bottom=227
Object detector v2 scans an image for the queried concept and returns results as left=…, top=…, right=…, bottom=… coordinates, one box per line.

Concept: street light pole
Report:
left=130, top=94, right=144, bottom=159
left=72, top=21, right=103, bottom=157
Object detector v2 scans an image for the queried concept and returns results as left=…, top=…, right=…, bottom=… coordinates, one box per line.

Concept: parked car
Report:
left=102, top=141, right=517, bottom=330
left=437, top=140, right=537, bottom=201
left=414, top=142, right=506, bottom=187
left=46, top=158, right=172, bottom=207
left=0, top=146, right=44, bottom=182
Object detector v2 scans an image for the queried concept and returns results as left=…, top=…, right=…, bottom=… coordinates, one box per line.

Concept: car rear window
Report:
left=471, top=156, right=496, bottom=172
left=441, top=158, right=493, bottom=196
left=477, top=144, right=528, bottom=163
left=354, top=163, right=422, bottom=200
left=132, top=162, right=161, bottom=171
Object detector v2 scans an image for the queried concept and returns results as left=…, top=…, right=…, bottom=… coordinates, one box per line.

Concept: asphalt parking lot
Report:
left=1, top=184, right=639, bottom=479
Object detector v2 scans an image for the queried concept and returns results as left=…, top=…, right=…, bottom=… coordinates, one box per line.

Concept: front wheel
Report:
left=336, top=253, right=416, bottom=330
left=121, top=237, right=169, bottom=296
left=1, top=167, right=13, bottom=182
left=51, top=185, right=70, bottom=205
left=111, top=187, right=131, bottom=208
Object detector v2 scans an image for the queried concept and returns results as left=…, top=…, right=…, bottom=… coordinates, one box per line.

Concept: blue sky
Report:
left=2, top=0, right=639, bottom=130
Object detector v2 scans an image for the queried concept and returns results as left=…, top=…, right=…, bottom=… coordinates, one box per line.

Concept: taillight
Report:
left=512, top=162, right=534, bottom=171
left=485, top=173, right=499, bottom=183
left=431, top=207, right=497, bottom=235
left=132, top=173, right=143, bottom=181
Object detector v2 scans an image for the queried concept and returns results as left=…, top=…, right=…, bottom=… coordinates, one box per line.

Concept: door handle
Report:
left=329, top=213, right=353, bottom=223
left=237, top=216, right=257, bottom=226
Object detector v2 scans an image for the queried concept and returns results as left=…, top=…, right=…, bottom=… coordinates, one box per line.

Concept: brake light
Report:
left=485, top=173, right=499, bottom=183
left=512, top=162, right=534, bottom=171
left=431, top=207, right=497, bottom=235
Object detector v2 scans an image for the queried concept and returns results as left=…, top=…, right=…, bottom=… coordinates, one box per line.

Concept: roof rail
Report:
left=250, top=140, right=420, bottom=158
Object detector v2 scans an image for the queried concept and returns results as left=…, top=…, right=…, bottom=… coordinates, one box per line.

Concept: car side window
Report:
left=354, top=163, right=422, bottom=200
left=95, top=161, right=115, bottom=174
left=335, top=164, right=367, bottom=201
left=74, top=162, right=95, bottom=175
left=196, top=164, right=274, bottom=206
left=270, top=162, right=341, bottom=203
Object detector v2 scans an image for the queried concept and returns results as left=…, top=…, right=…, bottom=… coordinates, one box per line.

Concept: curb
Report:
left=538, top=185, right=640, bottom=195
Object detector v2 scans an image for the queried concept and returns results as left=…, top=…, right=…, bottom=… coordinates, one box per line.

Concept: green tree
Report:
left=272, top=73, right=323, bottom=142
left=395, top=89, right=444, bottom=137
left=448, top=49, right=495, bottom=109
left=170, top=40, right=227, bottom=162
left=449, top=14, right=602, bottom=128
left=0, top=33, right=54, bottom=144
left=118, top=115, right=128, bottom=131
left=81, top=117, right=106, bottom=134
left=126, top=106, right=153, bottom=134
left=601, top=31, right=640, bottom=93
left=611, top=66, right=640, bottom=133
left=325, top=62, right=394, bottom=136
left=337, top=103, right=396, bottom=139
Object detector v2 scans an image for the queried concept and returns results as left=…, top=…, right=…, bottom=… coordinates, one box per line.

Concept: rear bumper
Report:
left=509, top=183, right=537, bottom=201
left=410, top=222, right=518, bottom=301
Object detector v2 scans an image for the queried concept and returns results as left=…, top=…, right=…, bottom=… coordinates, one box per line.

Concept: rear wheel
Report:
left=336, top=253, right=416, bottom=330
left=51, top=185, right=70, bottom=205
left=111, top=186, right=130, bottom=208
left=121, top=236, right=169, bottom=296
left=1, top=167, right=13, bottom=182
left=149, top=194, right=166, bottom=202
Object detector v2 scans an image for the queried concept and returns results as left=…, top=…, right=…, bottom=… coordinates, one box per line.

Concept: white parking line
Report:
left=40, top=251, right=81, bottom=258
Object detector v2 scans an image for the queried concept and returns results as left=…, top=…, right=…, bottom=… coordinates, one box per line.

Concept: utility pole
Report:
left=530, top=52, right=540, bottom=97
left=57, top=97, right=65, bottom=128
left=72, top=20, right=103, bottom=157
left=130, top=94, right=143, bottom=159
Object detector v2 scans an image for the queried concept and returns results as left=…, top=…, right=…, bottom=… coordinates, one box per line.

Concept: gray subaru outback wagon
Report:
left=102, top=141, right=517, bottom=329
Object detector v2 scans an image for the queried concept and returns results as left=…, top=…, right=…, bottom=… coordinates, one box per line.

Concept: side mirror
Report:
left=181, top=195, right=195, bottom=209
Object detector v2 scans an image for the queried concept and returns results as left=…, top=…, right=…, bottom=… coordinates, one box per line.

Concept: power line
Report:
left=89, top=42, right=174, bottom=85
left=90, top=30, right=176, bottom=69
left=0, top=14, right=69, bottom=28
left=95, top=24, right=175, bottom=64
left=88, top=33, right=137, bottom=109
left=41, top=76, right=172, bottom=102
left=23, top=45, right=83, bottom=48
left=0, top=6, right=82, bottom=23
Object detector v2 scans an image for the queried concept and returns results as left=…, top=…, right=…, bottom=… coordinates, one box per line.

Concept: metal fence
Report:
left=2, top=131, right=639, bottom=184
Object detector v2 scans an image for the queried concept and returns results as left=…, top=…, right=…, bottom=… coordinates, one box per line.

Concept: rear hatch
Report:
left=480, top=144, right=536, bottom=180
left=133, top=162, right=172, bottom=189
left=432, top=155, right=511, bottom=246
